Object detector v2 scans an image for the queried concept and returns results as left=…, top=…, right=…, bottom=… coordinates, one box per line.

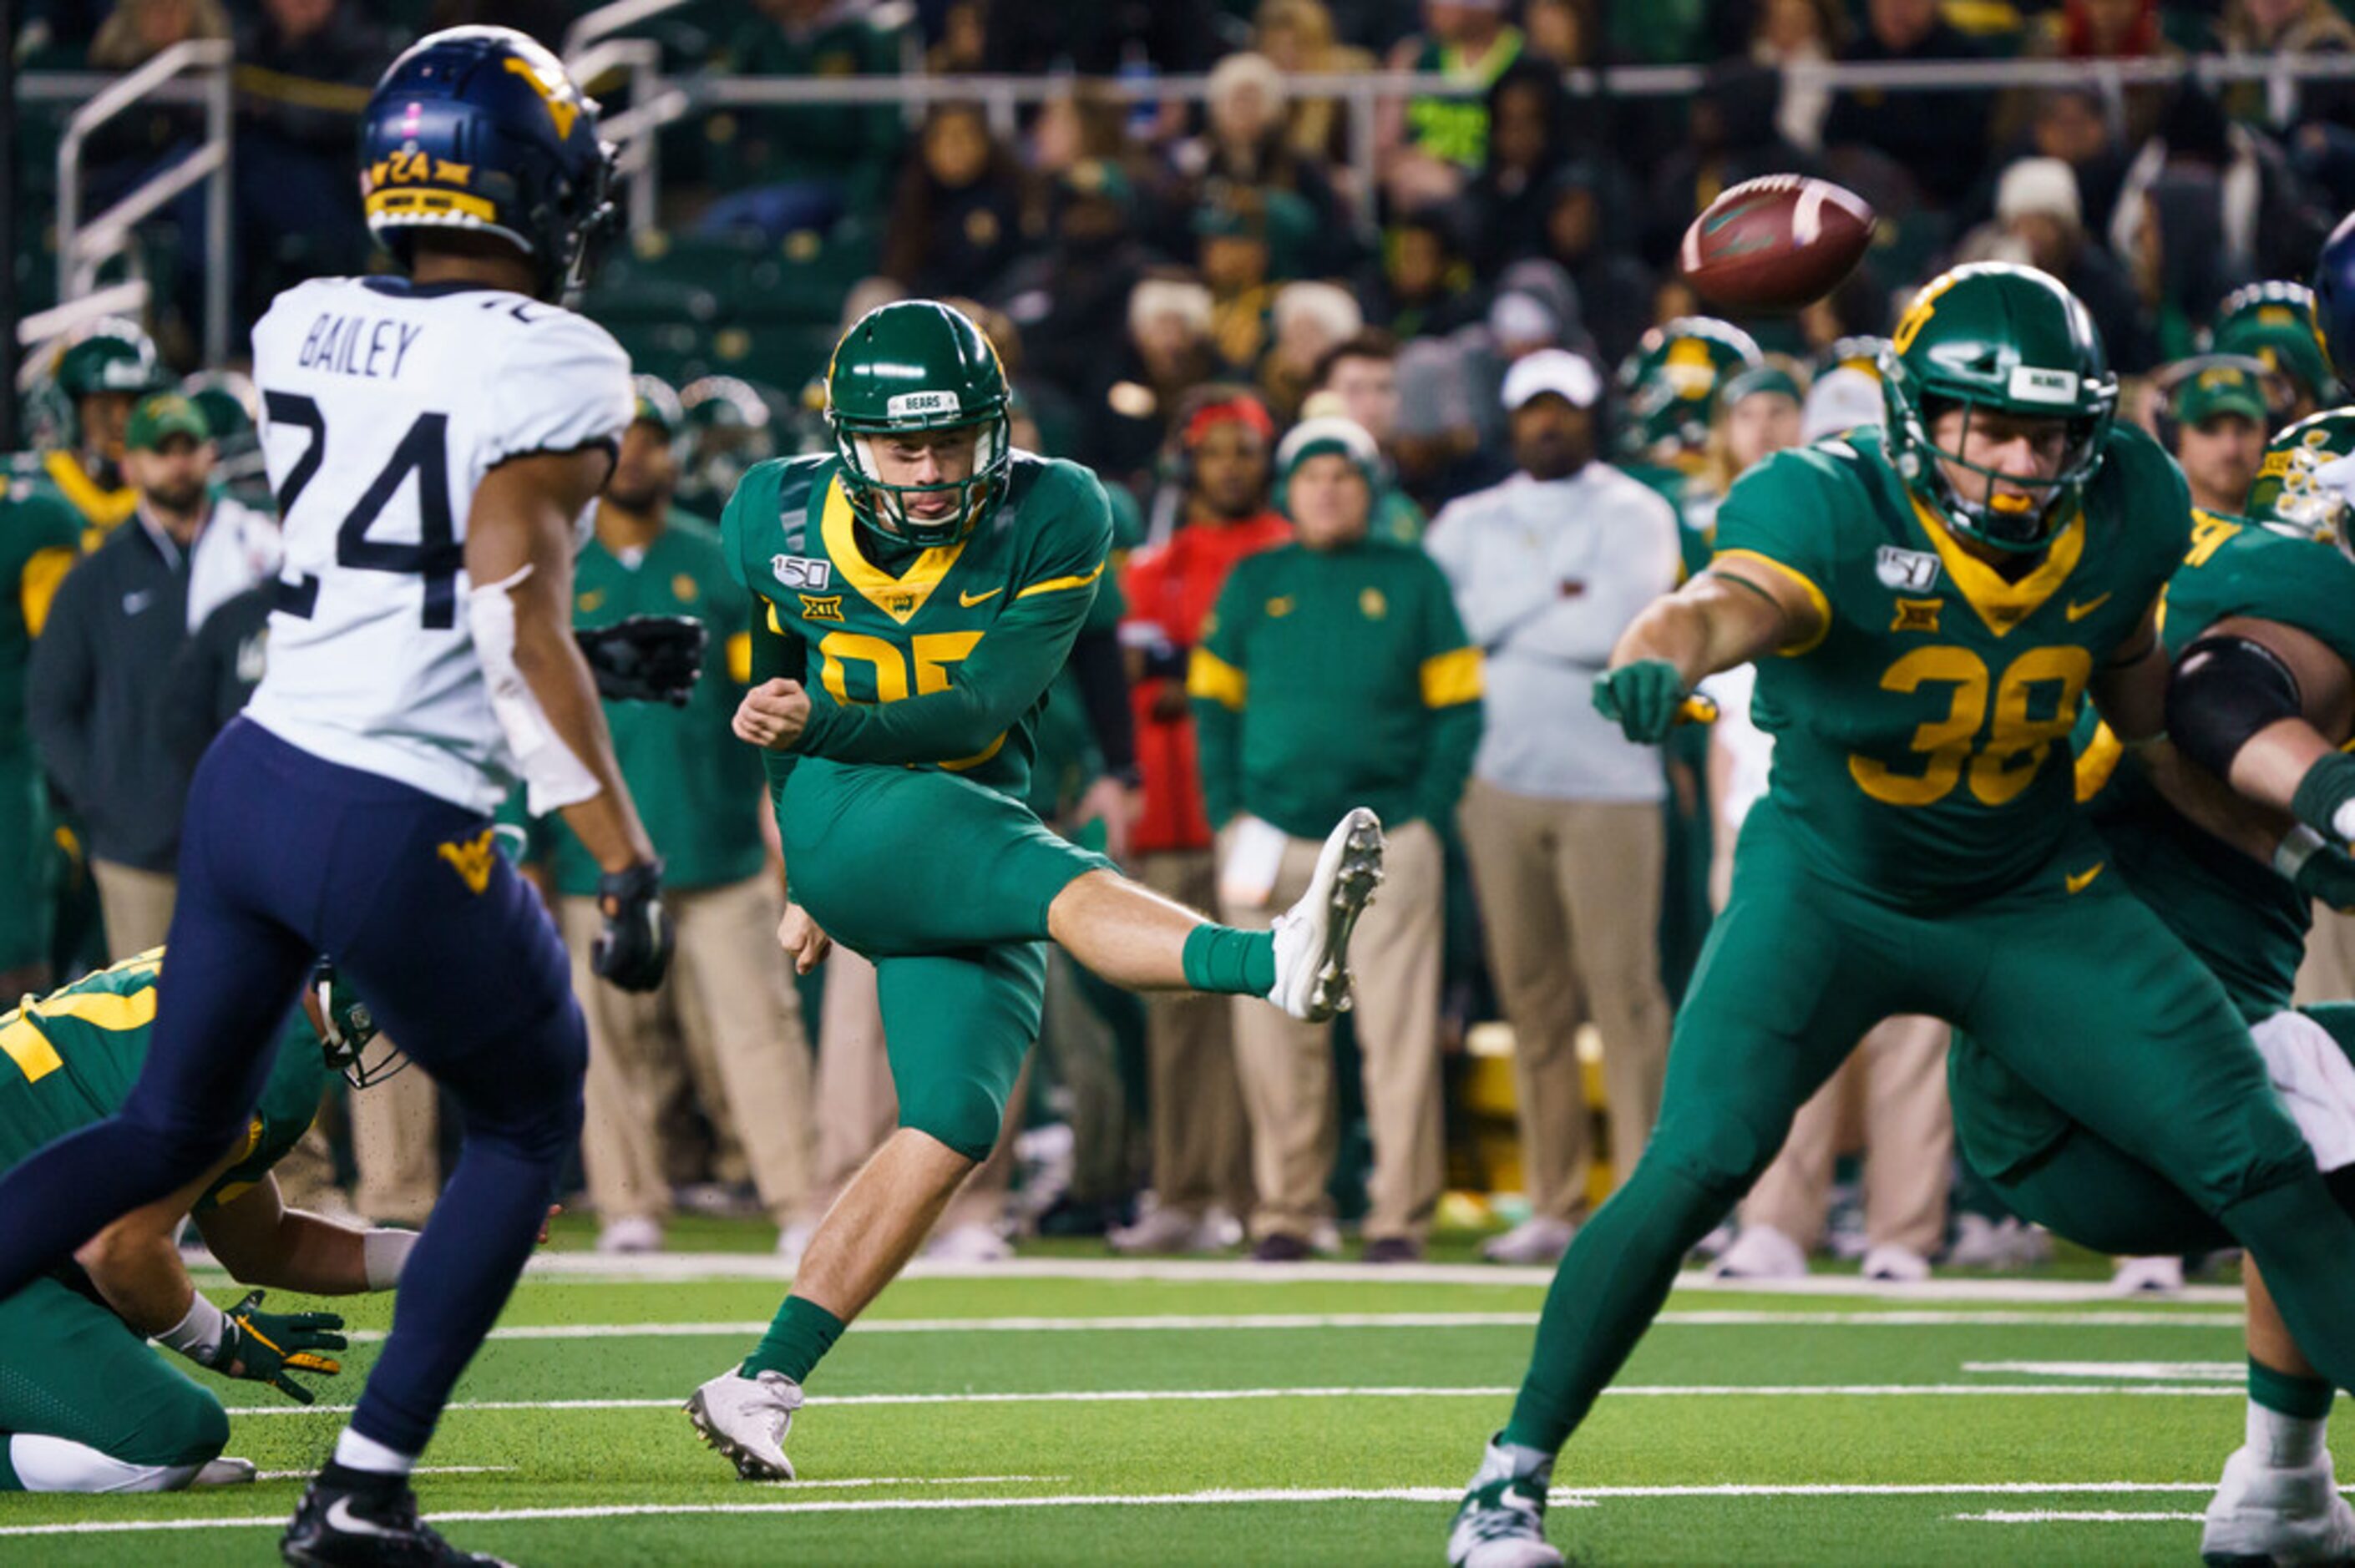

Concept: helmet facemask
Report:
left=2261, top=446, right=2355, bottom=562
left=308, top=961, right=408, bottom=1090
left=833, top=410, right=1011, bottom=548
left=1908, top=392, right=2109, bottom=551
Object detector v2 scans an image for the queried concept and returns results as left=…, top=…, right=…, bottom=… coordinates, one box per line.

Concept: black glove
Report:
left=592, top=858, right=673, bottom=992
left=575, top=616, right=707, bottom=706
left=207, top=1290, right=347, bottom=1406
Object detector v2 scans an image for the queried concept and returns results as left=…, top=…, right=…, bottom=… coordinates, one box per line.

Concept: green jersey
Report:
left=2078, top=515, right=2355, bottom=1018
left=722, top=452, right=1114, bottom=807
left=1714, top=424, right=2186, bottom=905
left=0, top=953, right=327, bottom=1211
left=0, top=478, right=84, bottom=741
left=3, top=449, right=135, bottom=552
left=544, top=513, right=767, bottom=899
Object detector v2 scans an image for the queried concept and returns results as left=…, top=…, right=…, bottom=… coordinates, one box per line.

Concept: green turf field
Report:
left=0, top=1229, right=2315, bottom=1565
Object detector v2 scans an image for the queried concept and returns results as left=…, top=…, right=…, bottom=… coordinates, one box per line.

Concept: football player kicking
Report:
left=0, top=953, right=387, bottom=1492
left=2040, top=412, right=2355, bottom=1565
left=1451, top=264, right=2355, bottom=1567
left=682, top=299, right=1386, bottom=1480
left=0, top=28, right=696, bottom=1567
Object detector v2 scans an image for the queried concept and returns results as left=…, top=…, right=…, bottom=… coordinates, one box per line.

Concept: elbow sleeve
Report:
left=2167, top=634, right=2302, bottom=780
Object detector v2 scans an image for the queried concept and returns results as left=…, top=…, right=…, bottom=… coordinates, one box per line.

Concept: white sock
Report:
left=2248, top=1399, right=2330, bottom=1469
left=9, top=1434, right=200, bottom=1493
left=333, top=1427, right=418, bottom=1477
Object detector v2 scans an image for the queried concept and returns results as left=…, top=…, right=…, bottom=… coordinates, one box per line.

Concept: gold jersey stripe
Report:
left=1419, top=645, right=1484, bottom=708
left=1187, top=646, right=1248, bottom=710
left=1711, top=549, right=1833, bottom=656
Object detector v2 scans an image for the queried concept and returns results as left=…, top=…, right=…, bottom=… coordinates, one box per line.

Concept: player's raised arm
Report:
left=465, top=449, right=671, bottom=990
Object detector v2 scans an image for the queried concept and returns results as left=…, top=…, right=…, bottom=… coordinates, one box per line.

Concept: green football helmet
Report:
left=827, top=300, right=1012, bottom=547
left=181, top=370, right=266, bottom=505
left=676, top=375, right=782, bottom=516
left=307, top=959, right=400, bottom=1090
left=1880, top=262, right=2118, bottom=554
left=1614, top=317, right=1764, bottom=472
left=32, top=320, right=170, bottom=452
left=2209, top=281, right=2338, bottom=416
left=2244, top=406, right=2355, bottom=557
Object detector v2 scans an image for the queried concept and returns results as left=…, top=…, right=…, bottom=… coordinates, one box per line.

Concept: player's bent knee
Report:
left=898, top=1082, right=1004, bottom=1164
left=109, top=1383, right=228, bottom=1472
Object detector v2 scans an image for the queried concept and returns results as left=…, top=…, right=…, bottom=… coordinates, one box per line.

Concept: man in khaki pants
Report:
left=1425, top=351, right=1683, bottom=1265
left=544, top=388, right=816, bottom=1252
left=1192, top=415, right=1481, bottom=1262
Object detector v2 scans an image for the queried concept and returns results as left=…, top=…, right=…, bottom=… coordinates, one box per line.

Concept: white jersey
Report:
left=243, top=276, right=631, bottom=812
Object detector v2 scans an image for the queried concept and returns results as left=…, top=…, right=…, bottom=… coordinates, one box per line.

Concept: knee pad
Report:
left=898, top=1079, right=1002, bottom=1164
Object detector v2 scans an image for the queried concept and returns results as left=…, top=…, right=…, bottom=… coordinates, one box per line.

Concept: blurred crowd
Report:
left=13, top=0, right=2355, bottom=1276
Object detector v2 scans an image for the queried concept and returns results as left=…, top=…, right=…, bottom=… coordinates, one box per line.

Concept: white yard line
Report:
left=251, top=1465, right=511, bottom=1482
left=340, top=1308, right=2244, bottom=1343
left=0, top=1480, right=2272, bottom=1539
left=1957, top=1509, right=2206, bottom=1523
left=1963, top=1360, right=2244, bottom=1380
left=219, top=1382, right=2271, bottom=1418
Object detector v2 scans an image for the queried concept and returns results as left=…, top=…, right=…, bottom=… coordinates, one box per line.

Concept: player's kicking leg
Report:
left=686, top=807, right=1384, bottom=1480
left=2203, top=1261, right=2354, bottom=1568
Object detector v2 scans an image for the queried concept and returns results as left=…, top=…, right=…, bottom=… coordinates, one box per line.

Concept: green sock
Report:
left=2250, top=1356, right=2335, bottom=1419
left=741, top=1295, right=844, bottom=1383
left=1182, top=924, right=1276, bottom=997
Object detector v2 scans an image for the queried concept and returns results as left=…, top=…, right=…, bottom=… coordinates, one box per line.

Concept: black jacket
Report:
left=28, top=516, right=200, bottom=872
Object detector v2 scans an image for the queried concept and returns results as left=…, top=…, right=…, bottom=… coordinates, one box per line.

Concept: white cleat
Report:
left=1268, top=807, right=1384, bottom=1023
left=1709, top=1222, right=1808, bottom=1281
left=2202, top=1445, right=2355, bottom=1565
left=684, top=1368, right=803, bottom=1481
left=2109, top=1254, right=2185, bottom=1295
left=1481, top=1217, right=1577, bottom=1266
left=1109, top=1203, right=1238, bottom=1255
left=596, top=1214, right=663, bottom=1255
left=924, top=1222, right=1014, bottom=1263
left=1861, top=1243, right=1932, bottom=1283
left=192, top=1455, right=256, bottom=1486
left=1448, top=1435, right=1566, bottom=1567
left=774, top=1220, right=818, bottom=1264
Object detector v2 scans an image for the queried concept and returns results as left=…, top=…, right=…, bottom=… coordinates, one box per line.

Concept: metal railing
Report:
left=51, top=38, right=233, bottom=364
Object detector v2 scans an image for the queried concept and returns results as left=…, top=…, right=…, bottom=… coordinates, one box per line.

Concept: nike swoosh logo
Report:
left=959, top=586, right=1004, bottom=607
left=2065, top=863, right=2104, bottom=895
left=2064, top=593, right=2112, bottom=621
left=324, top=1495, right=399, bottom=1539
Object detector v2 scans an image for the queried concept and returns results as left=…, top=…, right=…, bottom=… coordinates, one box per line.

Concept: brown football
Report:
left=1679, top=175, right=1876, bottom=314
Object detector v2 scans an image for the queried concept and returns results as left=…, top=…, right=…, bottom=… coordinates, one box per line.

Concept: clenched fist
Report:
left=735, top=678, right=813, bottom=750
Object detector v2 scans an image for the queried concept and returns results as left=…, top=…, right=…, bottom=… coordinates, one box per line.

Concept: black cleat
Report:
left=281, top=1467, right=513, bottom=1567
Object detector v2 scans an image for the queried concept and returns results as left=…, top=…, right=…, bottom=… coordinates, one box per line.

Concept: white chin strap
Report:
left=468, top=564, right=601, bottom=815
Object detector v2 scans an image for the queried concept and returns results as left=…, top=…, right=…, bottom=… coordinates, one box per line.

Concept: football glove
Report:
left=2282, top=827, right=2355, bottom=914
left=575, top=616, right=707, bottom=706
left=1593, top=660, right=1688, bottom=744
left=206, top=1290, right=347, bottom=1405
left=593, top=858, right=673, bottom=993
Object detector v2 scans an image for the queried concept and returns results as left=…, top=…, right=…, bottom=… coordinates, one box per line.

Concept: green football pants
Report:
left=1502, top=802, right=2355, bottom=1455
left=0, top=1277, right=227, bottom=1477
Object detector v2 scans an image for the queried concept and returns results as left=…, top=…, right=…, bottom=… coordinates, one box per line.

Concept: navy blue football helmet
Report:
left=358, top=26, right=617, bottom=300
left=2312, top=209, right=2355, bottom=388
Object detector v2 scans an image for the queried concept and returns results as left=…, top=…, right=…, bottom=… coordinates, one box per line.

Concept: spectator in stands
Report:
left=1822, top=0, right=1991, bottom=206
left=1465, top=58, right=1580, bottom=277
left=27, top=392, right=276, bottom=960
left=1003, top=160, right=1154, bottom=453
left=1529, top=161, right=1655, bottom=371
left=1391, top=333, right=1505, bottom=510
left=546, top=387, right=818, bottom=1256
left=1684, top=362, right=1806, bottom=536
left=1967, top=157, right=2153, bottom=374
left=1172, top=52, right=1355, bottom=278
left=924, top=0, right=987, bottom=72
left=1261, top=281, right=1365, bottom=424
left=1304, top=329, right=1429, bottom=543
left=1077, top=276, right=1219, bottom=494
left=2112, top=83, right=2320, bottom=287
left=882, top=103, right=1031, bottom=301
left=1358, top=204, right=1484, bottom=340
left=1644, top=59, right=1820, bottom=267
left=1522, top=0, right=1592, bottom=67
left=1380, top=0, right=1527, bottom=210
left=1196, top=190, right=1311, bottom=376
left=230, top=0, right=386, bottom=317
left=1253, top=0, right=1378, bottom=163
left=1425, top=351, right=1679, bottom=1264
left=704, top=0, right=904, bottom=241
left=1110, top=388, right=1290, bottom=1255
left=2162, top=359, right=2271, bottom=516
left=2002, top=87, right=2130, bottom=248
left=1461, top=257, right=1588, bottom=457
left=2221, top=0, right=2355, bottom=134
left=1194, top=415, right=1481, bottom=1264
left=1750, top=0, right=1843, bottom=152
left=982, top=0, right=1221, bottom=77
left=2123, top=168, right=2241, bottom=362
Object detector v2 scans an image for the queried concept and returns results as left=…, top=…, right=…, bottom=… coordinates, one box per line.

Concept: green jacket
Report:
left=544, top=513, right=769, bottom=898
left=1189, top=536, right=1483, bottom=838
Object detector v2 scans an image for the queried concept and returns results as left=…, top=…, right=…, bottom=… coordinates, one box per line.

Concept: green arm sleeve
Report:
left=1409, top=564, right=1483, bottom=828
left=744, top=593, right=805, bottom=811
left=1188, top=570, right=1253, bottom=832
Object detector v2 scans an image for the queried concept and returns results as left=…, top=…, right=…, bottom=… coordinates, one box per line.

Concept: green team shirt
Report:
left=2077, top=514, right=2355, bottom=1018
left=1189, top=538, right=1483, bottom=839
left=3, top=449, right=136, bottom=552
left=0, top=478, right=89, bottom=741
left=543, top=513, right=767, bottom=899
left=722, top=452, right=1115, bottom=809
left=1714, top=424, right=2187, bottom=905
left=0, top=952, right=327, bottom=1210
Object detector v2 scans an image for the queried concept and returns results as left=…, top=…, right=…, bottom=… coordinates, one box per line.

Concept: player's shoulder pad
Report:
left=719, top=454, right=829, bottom=580
left=1001, top=453, right=1114, bottom=557
left=478, top=301, right=632, bottom=468
left=2090, top=417, right=2194, bottom=553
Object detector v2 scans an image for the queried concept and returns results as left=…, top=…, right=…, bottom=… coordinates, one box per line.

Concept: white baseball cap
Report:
left=1502, top=348, right=1603, bottom=412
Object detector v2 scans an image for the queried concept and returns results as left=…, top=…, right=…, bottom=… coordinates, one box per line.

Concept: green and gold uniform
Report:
left=541, top=515, right=768, bottom=899
left=0, top=481, right=87, bottom=973
left=722, top=452, right=1115, bottom=1158
left=0, top=952, right=327, bottom=1479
